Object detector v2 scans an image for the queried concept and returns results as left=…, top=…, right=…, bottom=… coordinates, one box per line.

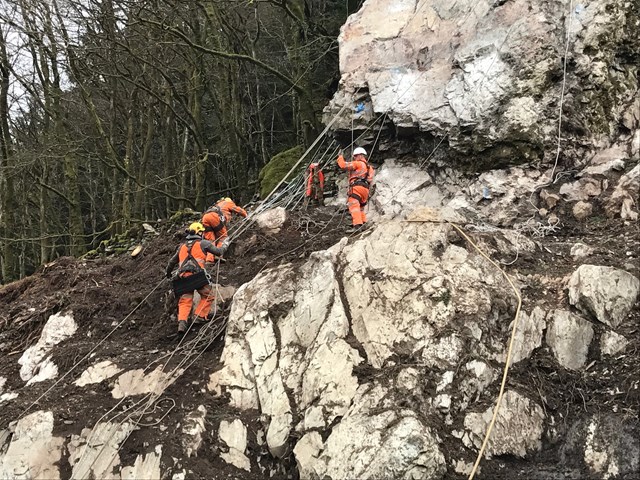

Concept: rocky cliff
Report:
left=325, top=0, right=639, bottom=168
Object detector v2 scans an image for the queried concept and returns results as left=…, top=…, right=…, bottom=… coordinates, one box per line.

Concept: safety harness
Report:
left=348, top=164, right=374, bottom=206
left=177, top=240, right=204, bottom=275
left=173, top=240, right=210, bottom=296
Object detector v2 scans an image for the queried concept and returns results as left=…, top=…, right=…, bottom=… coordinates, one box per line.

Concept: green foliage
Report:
left=259, top=146, right=305, bottom=198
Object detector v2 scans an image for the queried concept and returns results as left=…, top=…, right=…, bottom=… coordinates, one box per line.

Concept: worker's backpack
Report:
left=204, top=206, right=226, bottom=233
left=173, top=240, right=209, bottom=295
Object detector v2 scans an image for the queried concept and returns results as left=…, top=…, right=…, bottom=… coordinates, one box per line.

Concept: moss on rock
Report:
left=259, top=145, right=305, bottom=198
left=169, top=209, right=199, bottom=223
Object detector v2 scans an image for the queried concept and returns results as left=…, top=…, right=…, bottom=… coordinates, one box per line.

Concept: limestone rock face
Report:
left=219, top=419, right=250, bottom=471
left=509, top=307, right=547, bottom=364
left=325, top=0, right=639, bottom=163
left=310, top=385, right=446, bottom=480
left=18, top=312, right=77, bottom=384
left=211, top=220, right=522, bottom=478
left=0, top=411, right=64, bottom=479
left=68, top=421, right=134, bottom=479
left=562, top=415, right=640, bottom=480
left=463, top=390, right=545, bottom=458
left=120, top=446, right=162, bottom=480
left=545, top=310, right=594, bottom=370
left=568, top=265, right=640, bottom=328
left=606, top=164, right=640, bottom=221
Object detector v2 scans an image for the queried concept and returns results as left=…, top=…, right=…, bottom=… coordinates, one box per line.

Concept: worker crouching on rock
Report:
left=337, top=147, right=375, bottom=232
left=166, top=222, right=229, bottom=334
left=201, top=197, right=247, bottom=263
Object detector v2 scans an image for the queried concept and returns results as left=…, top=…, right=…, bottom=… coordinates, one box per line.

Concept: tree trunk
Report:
left=0, top=25, right=18, bottom=282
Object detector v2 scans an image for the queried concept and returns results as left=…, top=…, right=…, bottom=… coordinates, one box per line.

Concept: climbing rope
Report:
left=402, top=218, right=523, bottom=480
left=446, top=222, right=523, bottom=480
left=73, top=260, right=227, bottom=477
left=523, top=0, right=575, bottom=235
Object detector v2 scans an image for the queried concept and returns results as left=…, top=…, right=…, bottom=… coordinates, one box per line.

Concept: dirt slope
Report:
left=0, top=207, right=348, bottom=479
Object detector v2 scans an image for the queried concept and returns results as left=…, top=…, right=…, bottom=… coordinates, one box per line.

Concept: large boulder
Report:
left=308, top=384, right=446, bottom=480
left=545, top=310, right=594, bottom=370
left=568, top=265, right=640, bottom=328
left=209, top=218, right=521, bottom=476
left=463, top=390, right=545, bottom=458
left=255, top=207, right=288, bottom=235
left=325, top=0, right=639, bottom=164
left=606, top=164, right=640, bottom=221
left=562, top=415, right=640, bottom=479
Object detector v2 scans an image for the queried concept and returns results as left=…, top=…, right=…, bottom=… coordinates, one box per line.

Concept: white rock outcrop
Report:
left=211, top=219, right=518, bottom=477
left=120, top=446, right=162, bottom=480
left=293, top=432, right=324, bottom=479
left=182, top=405, right=207, bottom=458
left=568, top=265, right=640, bottom=328
left=463, top=390, right=545, bottom=458
left=18, top=312, right=77, bottom=384
left=255, top=207, right=288, bottom=234
left=325, top=0, right=638, bottom=163
left=311, top=384, right=446, bottom=480
left=75, top=360, right=122, bottom=387
left=546, top=310, right=594, bottom=370
left=509, top=307, right=547, bottom=364
left=606, top=164, right=640, bottom=221
left=0, top=411, right=64, bottom=479
left=111, top=366, right=180, bottom=399
left=219, top=419, right=250, bottom=471
left=68, top=421, right=134, bottom=479
left=371, top=159, right=442, bottom=219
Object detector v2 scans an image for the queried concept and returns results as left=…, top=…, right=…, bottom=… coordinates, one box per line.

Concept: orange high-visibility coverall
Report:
left=305, top=163, right=325, bottom=203
left=166, top=236, right=225, bottom=323
left=337, top=154, right=375, bottom=226
left=201, top=198, right=247, bottom=261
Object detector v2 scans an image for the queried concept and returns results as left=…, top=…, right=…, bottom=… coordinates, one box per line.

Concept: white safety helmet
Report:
left=353, top=147, right=367, bottom=157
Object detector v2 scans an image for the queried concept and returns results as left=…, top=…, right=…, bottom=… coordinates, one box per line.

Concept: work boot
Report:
left=177, top=321, right=187, bottom=334
left=193, top=316, right=209, bottom=325
left=345, top=224, right=364, bottom=234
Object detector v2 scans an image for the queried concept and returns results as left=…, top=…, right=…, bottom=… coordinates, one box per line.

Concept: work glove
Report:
left=165, top=270, right=173, bottom=279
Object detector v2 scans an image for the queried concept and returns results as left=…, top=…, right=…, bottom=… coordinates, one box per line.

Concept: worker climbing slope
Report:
left=166, top=222, right=229, bottom=334
left=201, top=197, right=247, bottom=262
left=303, top=162, right=325, bottom=208
left=337, top=147, right=375, bottom=231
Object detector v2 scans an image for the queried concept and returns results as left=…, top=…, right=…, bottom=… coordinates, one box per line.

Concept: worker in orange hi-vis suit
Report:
left=304, top=162, right=325, bottom=208
left=165, top=222, right=229, bottom=334
left=201, top=197, right=248, bottom=262
left=337, top=147, right=375, bottom=231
